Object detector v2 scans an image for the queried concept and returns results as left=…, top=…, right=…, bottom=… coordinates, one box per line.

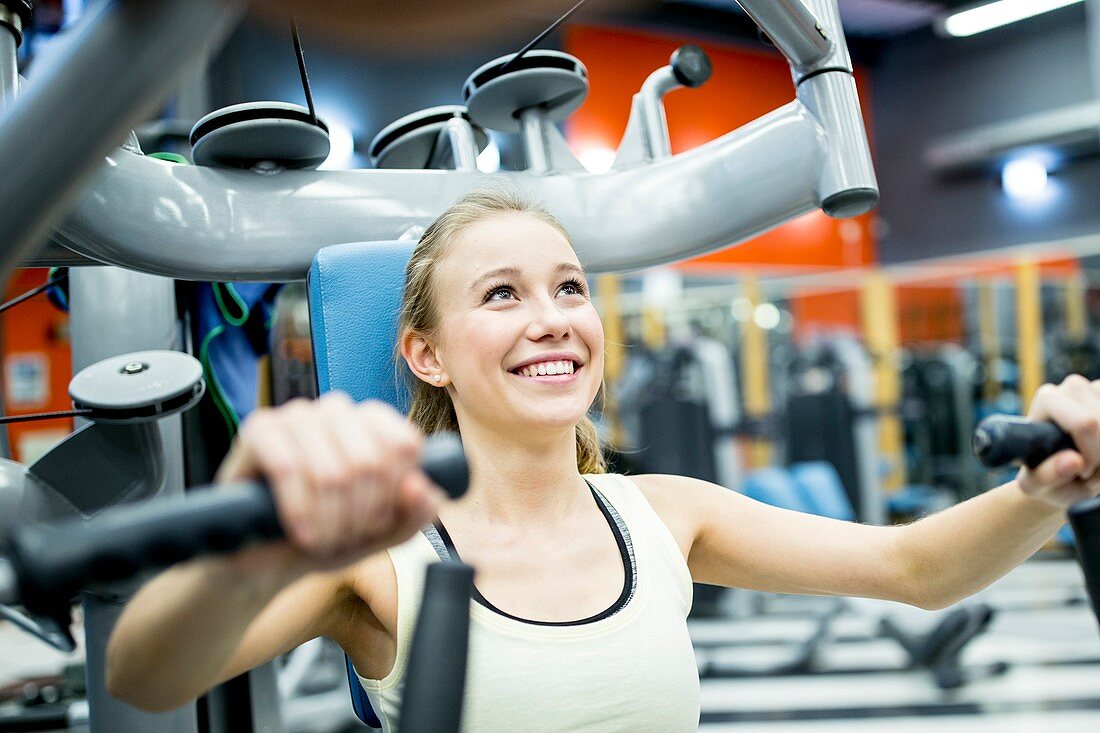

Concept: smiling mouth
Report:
left=509, top=360, right=581, bottom=379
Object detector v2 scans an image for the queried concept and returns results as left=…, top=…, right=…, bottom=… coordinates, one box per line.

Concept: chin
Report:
left=514, top=403, right=592, bottom=432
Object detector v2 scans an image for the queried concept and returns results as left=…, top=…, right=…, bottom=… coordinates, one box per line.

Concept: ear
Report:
left=401, top=329, right=449, bottom=386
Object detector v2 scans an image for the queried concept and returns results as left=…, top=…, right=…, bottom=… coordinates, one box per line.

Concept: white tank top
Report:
left=356, top=472, right=701, bottom=732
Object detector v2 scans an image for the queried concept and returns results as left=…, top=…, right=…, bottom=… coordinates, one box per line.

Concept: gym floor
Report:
left=695, top=558, right=1100, bottom=732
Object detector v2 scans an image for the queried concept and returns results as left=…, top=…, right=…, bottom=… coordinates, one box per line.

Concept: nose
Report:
left=525, top=293, right=571, bottom=341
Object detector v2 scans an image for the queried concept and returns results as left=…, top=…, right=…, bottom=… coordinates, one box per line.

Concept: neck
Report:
left=444, top=418, right=588, bottom=527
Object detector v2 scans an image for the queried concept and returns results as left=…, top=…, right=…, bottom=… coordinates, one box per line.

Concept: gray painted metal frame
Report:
left=69, top=269, right=198, bottom=732
left=0, top=12, right=17, bottom=114
left=0, top=0, right=874, bottom=284
left=0, top=0, right=244, bottom=281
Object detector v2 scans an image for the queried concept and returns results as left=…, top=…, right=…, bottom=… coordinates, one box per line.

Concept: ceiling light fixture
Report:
left=941, top=0, right=1082, bottom=38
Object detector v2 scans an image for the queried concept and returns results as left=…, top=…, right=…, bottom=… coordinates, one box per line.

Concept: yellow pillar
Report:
left=597, top=274, right=626, bottom=448
left=598, top=275, right=625, bottom=383
left=860, top=272, right=906, bottom=492
left=1066, top=271, right=1087, bottom=342
left=977, top=280, right=1001, bottom=403
left=740, top=274, right=773, bottom=467
left=1016, top=259, right=1043, bottom=410
left=641, top=306, right=666, bottom=350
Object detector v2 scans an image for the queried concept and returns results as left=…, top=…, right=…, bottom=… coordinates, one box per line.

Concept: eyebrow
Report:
left=468, top=263, right=587, bottom=294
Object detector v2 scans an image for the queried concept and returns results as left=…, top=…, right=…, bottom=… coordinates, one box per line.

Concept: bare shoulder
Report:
left=627, top=472, right=725, bottom=512
left=342, top=550, right=399, bottom=635
left=620, top=473, right=716, bottom=561
left=330, top=550, right=401, bottom=680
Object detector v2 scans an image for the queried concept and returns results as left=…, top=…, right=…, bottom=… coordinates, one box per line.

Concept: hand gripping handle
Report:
left=8, top=433, right=467, bottom=616
left=972, top=415, right=1075, bottom=470
left=972, top=415, right=1100, bottom=632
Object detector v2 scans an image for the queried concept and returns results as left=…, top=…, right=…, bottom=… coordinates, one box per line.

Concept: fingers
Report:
left=284, top=395, right=358, bottom=552
left=320, top=396, right=422, bottom=548
left=220, top=392, right=431, bottom=560
left=1018, top=449, right=1082, bottom=495
left=1029, top=376, right=1100, bottom=480
left=371, top=470, right=443, bottom=549
left=226, top=406, right=316, bottom=548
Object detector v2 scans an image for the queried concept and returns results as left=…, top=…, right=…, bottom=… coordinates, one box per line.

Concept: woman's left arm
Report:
left=637, top=375, right=1100, bottom=611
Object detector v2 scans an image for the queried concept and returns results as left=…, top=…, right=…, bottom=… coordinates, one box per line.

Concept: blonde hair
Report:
left=397, top=187, right=607, bottom=474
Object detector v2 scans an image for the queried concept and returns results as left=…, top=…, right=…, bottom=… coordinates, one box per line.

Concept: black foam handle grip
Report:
left=400, top=561, right=475, bottom=733
left=972, top=415, right=1076, bottom=470
left=1069, top=497, right=1100, bottom=633
left=419, top=433, right=469, bottom=500
left=8, top=433, right=467, bottom=616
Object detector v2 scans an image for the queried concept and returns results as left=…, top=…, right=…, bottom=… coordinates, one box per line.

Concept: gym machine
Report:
left=0, top=349, right=472, bottom=732
left=2, top=0, right=878, bottom=279
left=1, top=1, right=1066, bottom=732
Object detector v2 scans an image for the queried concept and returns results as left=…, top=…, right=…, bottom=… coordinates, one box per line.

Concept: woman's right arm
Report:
left=105, top=393, right=440, bottom=712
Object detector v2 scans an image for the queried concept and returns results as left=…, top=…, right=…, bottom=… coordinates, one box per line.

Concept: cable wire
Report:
left=0, top=271, right=68, bottom=314
left=0, top=409, right=93, bottom=425
left=499, top=0, right=588, bottom=74
left=291, top=17, right=318, bottom=126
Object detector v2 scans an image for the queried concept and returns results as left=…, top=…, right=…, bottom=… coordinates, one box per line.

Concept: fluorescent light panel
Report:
left=943, top=0, right=1083, bottom=37
left=1002, top=157, right=1049, bottom=199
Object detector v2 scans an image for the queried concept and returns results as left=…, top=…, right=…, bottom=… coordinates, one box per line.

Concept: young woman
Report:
left=107, top=189, right=1100, bottom=731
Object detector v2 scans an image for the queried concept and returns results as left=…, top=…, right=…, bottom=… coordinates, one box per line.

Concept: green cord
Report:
left=198, top=324, right=241, bottom=436
left=213, top=283, right=250, bottom=327
left=148, top=152, right=190, bottom=165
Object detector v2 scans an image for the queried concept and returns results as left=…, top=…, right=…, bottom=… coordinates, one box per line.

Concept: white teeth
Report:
left=515, top=359, right=577, bottom=377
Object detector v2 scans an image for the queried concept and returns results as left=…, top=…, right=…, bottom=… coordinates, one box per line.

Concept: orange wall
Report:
left=789, top=257, right=1081, bottom=345
left=1, top=270, right=73, bottom=462
left=790, top=289, right=861, bottom=341
left=564, top=27, right=1079, bottom=345
left=791, top=287, right=965, bottom=344
left=564, top=24, right=878, bottom=273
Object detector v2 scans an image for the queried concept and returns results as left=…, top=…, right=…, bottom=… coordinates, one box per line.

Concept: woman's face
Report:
left=429, top=212, right=605, bottom=436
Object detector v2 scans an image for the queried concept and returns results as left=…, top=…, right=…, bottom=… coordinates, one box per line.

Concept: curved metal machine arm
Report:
left=0, top=0, right=245, bottom=281
left=0, top=0, right=875, bottom=283
left=738, top=0, right=833, bottom=74
left=52, top=101, right=823, bottom=280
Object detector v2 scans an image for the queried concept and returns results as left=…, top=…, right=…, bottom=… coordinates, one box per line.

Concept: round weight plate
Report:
left=69, top=351, right=205, bottom=421
left=463, top=51, right=588, bottom=133
left=369, top=105, right=489, bottom=169
left=190, top=102, right=330, bottom=170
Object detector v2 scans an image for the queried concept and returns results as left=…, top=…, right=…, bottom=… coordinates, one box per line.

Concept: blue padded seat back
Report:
left=308, top=241, right=415, bottom=730
left=309, top=240, right=414, bottom=409
left=741, top=468, right=810, bottom=514
left=790, top=461, right=856, bottom=522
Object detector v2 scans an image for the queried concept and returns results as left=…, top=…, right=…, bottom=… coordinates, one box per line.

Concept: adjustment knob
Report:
left=670, top=45, right=712, bottom=88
